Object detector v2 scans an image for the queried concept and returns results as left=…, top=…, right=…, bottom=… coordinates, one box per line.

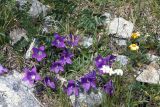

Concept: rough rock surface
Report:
left=70, top=91, right=102, bottom=107
left=29, top=0, right=49, bottom=17
left=136, top=62, right=160, bottom=84
left=116, top=55, right=128, bottom=66
left=109, top=17, right=134, bottom=38
left=0, top=71, right=40, bottom=107
left=9, top=28, right=28, bottom=45
left=81, top=37, right=93, bottom=48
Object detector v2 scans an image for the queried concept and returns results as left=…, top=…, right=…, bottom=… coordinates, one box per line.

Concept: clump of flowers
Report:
left=20, top=32, right=124, bottom=100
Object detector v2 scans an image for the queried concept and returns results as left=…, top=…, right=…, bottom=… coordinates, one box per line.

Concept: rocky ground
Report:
left=0, top=0, right=160, bottom=107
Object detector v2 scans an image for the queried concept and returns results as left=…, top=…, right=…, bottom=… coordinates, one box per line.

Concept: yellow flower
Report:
left=129, top=44, right=139, bottom=51
left=131, top=32, right=140, bottom=39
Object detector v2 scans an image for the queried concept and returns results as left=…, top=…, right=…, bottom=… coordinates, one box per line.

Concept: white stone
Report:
left=70, top=91, right=102, bottom=107
left=16, top=0, right=27, bottom=6
left=116, top=55, right=128, bottom=66
left=147, top=53, right=159, bottom=62
left=25, top=38, right=36, bottom=59
left=102, top=12, right=111, bottom=24
left=29, top=0, right=49, bottom=17
left=0, top=71, right=41, bottom=107
left=115, top=39, right=127, bottom=46
left=82, top=37, right=93, bottom=48
left=109, top=17, right=134, bottom=38
left=9, top=28, right=28, bottom=45
left=136, top=65, right=160, bottom=84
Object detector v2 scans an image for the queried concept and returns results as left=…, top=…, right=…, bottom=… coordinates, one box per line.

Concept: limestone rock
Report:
left=102, top=12, right=111, bottom=24
left=9, top=28, right=28, bottom=45
left=116, top=55, right=128, bottom=66
left=70, top=91, right=102, bottom=107
left=29, top=0, right=49, bottom=17
left=81, top=37, right=93, bottom=48
left=25, top=38, right=36, bottom=59
left=147, top=53, right=160, bottom=62
left=136, top=63, right=160, bottom=84
left=0, top=71, right=41, bottom=107
left=109, top=17, right=134, bottom=38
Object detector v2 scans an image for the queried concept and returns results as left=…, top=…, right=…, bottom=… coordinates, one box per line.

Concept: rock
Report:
left=136, top=62, right=160, bottom=84
left=116, top=55, right=128, bottom=66
left=16, top=0, right=27, bottom=7
left=9, top=28, right=28, bottom=45
left=42, top=16, right=54, bottom=33
left=29, top=0, right=49, bottom=17
left=0, top=71, right=41, bottom=107
left=147, top=53, right=160, bottom=62
left=81, top=37, right=93, bottom=48
left=109, top=17, right=134, bottom=38
left=102, top=12, right=111, bottom=24
left=115, top=38, right=127, bottom=46
left=70, top=91, right=102, bottom=107
left=25, top=38, right=36, bottom=59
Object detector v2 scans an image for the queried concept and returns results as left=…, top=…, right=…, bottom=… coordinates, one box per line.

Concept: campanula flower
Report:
left=65, top=80, right=79, bottom=96
left=22, top=67, right=41, bottom=84
left=95, top=55, right=106, bottom=68
left=67, top=34, right=79, bottom=47
left=0, top=64, right=8, bottom=75
left=50, top=61, right=64, bottom=74
left=44, top=77, right=56, bottom=89
left=32, top=45, right=46, bottom=62
left=105, top=55, right=116, bottom=67
left=59, top=50, right=74, bottom=65
left=103, top=80, right=114, bottom=96
left=80, top=71, right=96, bottom=92
left=51, top=33, right=66, bottom=48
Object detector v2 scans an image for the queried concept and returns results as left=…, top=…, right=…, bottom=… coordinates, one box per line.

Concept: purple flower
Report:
left=44, top=77, right=56, bottom=89
left=105, top=55, right=116, bottom=67
left=65, top=80, right=79, bottom=96
left=51, top=33, right=66, bottom=48
left=50, top=61, right=64, bottom=74
left=32, top=45, right=46, bottom=62
left=103, top=80, right=114, bottom=96
left=95, top=55, right=106, bottom=68
left=22, top=67, right=41, bottom=84
left=81, top=71, right=96, bottom=92
left=67, top=34, right=79, bottom=47
left=0, top=64, right=8, bottom=75
left=59, top=50, right=74, bottom=65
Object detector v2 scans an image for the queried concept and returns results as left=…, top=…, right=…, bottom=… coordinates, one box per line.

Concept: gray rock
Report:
left=109, top=17, right=134, bottom=38
left=16, top=0, right=27, bottom=7
left=81, top=37, right=93, bottom=48
left=42, top=16, right=54, bottom=33
left=146, top=53, right=160, bottom=62
left=136, top=62, right=160, bottom=84
left=0, top=71, right=41, bottom=107
left=70, top=91, right=102, bottom=107
left=25, top=38, right=36, bottom=59
left=116, top=55, right=128, bottom=66
left=102, top=12, right=111, bottom=24
left=29, top=0, right=49, bottom=17
left=115, top=38, right=127, bottom=46
left=9, top=28, right=28, bottom=45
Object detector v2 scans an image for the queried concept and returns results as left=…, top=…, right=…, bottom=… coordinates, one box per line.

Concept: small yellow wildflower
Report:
left=131, top=32, right=140, bottom=39
left=129, top=44, right=139, bottom=51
